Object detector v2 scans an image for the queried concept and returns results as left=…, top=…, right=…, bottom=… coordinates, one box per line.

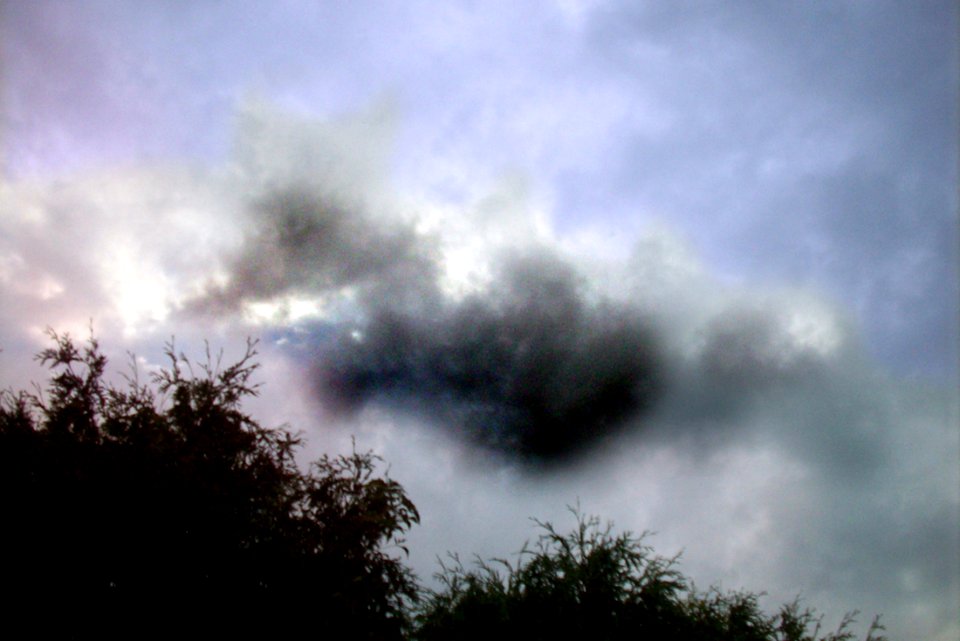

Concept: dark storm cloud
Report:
left=193, top=178, right=663, bottom=463
left=317, top=249, right=662, bottom=464
left=170, top=99, right=674, bottom=465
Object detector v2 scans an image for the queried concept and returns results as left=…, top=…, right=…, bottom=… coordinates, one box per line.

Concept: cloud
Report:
left=0, top=102, right=955, bottom=640
left=170, top=106, right=937, bottom=483
left=189, top=185, right=434, bottom=315
left=177, top=104, right=664, bottom=464
left=314, top=247, right=663, bottom=464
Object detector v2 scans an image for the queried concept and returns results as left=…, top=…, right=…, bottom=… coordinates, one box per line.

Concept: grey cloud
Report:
left=212, top=201, right=667, bottom=464
left=188, top=186, right=436, bottom=315
left=182, top=108, right=665, bottom=465
left=316, top=249, right=663, bottom=465
left=765, top=388, right=959, bottom=641
left=187, top=105, right=924, bottom=479
left=182, top=100, right=439, bottom=316
left=700, top=308, right=821, bottom=384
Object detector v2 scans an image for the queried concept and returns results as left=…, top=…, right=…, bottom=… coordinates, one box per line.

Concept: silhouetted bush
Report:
left=0, top=330, right=418, bottom=638
left=414, top=509, right=886, bottom=641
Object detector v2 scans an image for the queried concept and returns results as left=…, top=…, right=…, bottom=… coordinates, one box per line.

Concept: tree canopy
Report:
left=414, top=509, right=886, bottom=641
left=0, top=330, right=885, bottom=640
left=0, top=330, right=418, bottom=637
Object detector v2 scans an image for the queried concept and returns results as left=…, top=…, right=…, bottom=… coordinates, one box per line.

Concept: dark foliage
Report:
left=0, top=330, right=886, bottom=639
left=414, top=509, right=886, bottom=641
left=0, top=330, right=418, bottom=637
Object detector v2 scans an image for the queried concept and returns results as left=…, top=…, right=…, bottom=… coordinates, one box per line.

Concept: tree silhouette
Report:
left=0, top=330, right=418, bottom=638
left=414, top=508, right=886, bottom=641
left=0, top=330, right=887, bottom=639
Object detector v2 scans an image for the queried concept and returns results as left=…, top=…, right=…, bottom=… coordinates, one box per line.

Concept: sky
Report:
left=0, top=1, right=957, bottom=638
